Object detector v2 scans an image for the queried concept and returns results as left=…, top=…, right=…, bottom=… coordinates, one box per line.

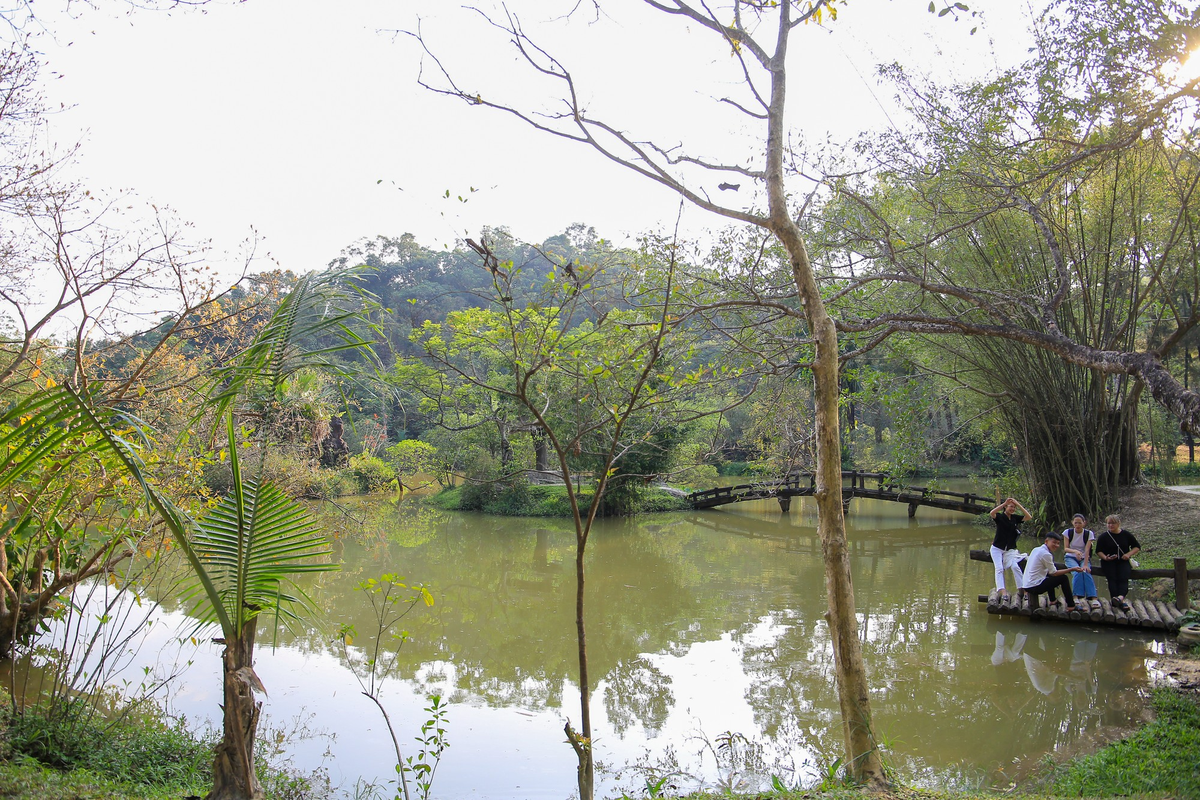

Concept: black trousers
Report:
left=1026, top=574, right=1075, bottom=607
left=1100, top=559, right=1132, bottom=597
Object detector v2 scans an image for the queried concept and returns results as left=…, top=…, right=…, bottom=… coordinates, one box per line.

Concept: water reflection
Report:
left=39, top=495, right=1164, bottom=798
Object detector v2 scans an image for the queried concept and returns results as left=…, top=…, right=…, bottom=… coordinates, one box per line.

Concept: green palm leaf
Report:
left=9, top=389, right=337, bottom=641
left=188, top=413, right=335, bottom=637
left=0, top=388, right=146, bottom=492
left=4, top=386, right=237, bottom=635
left=192, top=476, right=334, bottom=634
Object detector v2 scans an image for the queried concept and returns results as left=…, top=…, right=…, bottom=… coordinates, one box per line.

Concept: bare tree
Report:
left=407, top=0, right=888, bottom=788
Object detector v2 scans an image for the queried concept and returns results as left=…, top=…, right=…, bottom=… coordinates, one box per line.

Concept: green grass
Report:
left=0, top=758, right=187, bottom=800
left=0, top=701, right=333, bottom=800
left=1049, top=687, right=1200, bottom=798
left=3, top=704, right=211, bottom=791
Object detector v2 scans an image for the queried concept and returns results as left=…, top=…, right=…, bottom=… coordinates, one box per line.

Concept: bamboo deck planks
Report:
left=977, top=593, right=1182, bottom=632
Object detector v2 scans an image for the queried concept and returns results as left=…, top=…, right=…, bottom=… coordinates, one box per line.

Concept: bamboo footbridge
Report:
left=688, top=471, right=993, bottom=516
left=969, top=549, right=1196, bottom=633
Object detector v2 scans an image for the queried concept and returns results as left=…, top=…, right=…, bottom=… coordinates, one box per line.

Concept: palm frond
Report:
left=0, top=389, right=147, bottom=491
left=189, top=417, right=336, bottom=634
left=29, top=386, right=239, bottom=636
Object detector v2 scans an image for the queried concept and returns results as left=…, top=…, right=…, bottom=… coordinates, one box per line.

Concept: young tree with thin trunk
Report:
left=397, top=235, right=747, bottom=799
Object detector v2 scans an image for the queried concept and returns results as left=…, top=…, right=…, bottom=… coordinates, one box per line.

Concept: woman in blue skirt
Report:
left=1063, top=514, right=1100, bottom=611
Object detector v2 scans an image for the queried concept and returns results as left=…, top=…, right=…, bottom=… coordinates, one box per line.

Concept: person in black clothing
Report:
left=1095, top=514, right=1140, bottom=612
left=989, top=497, right=1032, bottom=598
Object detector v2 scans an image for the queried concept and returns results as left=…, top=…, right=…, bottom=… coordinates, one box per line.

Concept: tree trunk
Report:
left=206, top=619, right=264, bottom=800
left=499, top=422, right=514, bottom=469
left=762, top=4, right=885, bottom=788
left=567, top=542, right=594, bottom=800
left=781, top=232, right=887, bottom=788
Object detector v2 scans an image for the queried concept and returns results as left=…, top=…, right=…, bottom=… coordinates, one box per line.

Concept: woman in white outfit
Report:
left=988, top=497, right=1030, bottom=598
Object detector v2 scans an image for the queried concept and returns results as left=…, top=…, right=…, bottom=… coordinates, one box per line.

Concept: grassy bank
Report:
left=1048, top=686, right=1200, bottom=798
left=0, top=702, right=331, bottom=800
left=428, top=482, right=690, bottom=517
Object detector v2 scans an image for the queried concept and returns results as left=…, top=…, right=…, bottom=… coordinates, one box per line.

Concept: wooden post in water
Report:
left=1176, top=558, right=1190, bottom=611
left=778, top=495, right=791, bottom=513
left=908, top=502, right=918, bottom=519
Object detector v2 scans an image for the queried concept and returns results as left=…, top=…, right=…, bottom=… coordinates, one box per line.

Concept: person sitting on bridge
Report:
left=1095, top=514, right=1140, bottom=613
left=989, top=497, right=1031, bottom=599
left=1021, top=531, right=1083, bottom=614
left=1062, top=513, right=1101, bottom=611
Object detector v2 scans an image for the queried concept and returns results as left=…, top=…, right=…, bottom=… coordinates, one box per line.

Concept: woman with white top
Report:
left=1063, top=513, right=1100, bottom=611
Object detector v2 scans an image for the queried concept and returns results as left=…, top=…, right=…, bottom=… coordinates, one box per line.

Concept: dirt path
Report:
left=1113, top=483, right=1200, bottom=568
left=1117, top=485, right=1200, bottom=688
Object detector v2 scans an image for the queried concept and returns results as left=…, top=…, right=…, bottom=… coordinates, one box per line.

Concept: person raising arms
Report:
left=989, top=497, right=1031, bottom=599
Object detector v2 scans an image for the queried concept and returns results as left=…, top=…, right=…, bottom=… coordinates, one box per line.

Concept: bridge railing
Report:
left=687, top=470, right=992, bottom=512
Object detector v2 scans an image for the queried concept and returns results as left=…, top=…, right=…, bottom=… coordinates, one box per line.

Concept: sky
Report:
left=19, top=0, right=1044, bottom=280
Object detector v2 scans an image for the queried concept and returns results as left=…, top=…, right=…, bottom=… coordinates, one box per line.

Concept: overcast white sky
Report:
left=22, top=0, right=1043, bottom=278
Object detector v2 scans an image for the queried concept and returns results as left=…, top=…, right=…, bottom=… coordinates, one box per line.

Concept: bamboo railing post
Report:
left=1175, top=557, right=1190, bottom=611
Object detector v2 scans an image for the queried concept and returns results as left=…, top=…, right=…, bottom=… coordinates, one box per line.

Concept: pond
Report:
left=29, top=493, right=1170, bottom=798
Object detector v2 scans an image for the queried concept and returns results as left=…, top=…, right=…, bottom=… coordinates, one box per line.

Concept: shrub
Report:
left=1144, top=461, right=1200, bottom=478
left=385, top=439, right=448, bottom=487
left=1, top=700, right=336, bottom=799
left=459, top=475, right=533, bottom=514
left=256, top=449, right=356, bottom=499
left=638, top=489, right=691, bottom=512
left=457, top=477, right=501, bottom=511
left=347, top=453, right=396, bottom=493
left=295, top=468, right=357, bottom=499
left=4, top=702, right=211, bottom=789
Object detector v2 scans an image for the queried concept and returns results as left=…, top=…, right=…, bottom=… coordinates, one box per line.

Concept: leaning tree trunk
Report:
left=762, top=4, right=885, bottom=787
left=780, top=227, right=887, bottom=788
left=207, top=618, right=264, bottom=800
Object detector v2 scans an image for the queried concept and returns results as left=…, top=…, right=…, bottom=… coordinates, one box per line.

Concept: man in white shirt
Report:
left=1022, top=531, right=1082, bottom=613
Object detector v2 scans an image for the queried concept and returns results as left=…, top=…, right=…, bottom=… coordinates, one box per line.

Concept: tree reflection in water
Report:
left=96, top=495, right=1164, bottom=797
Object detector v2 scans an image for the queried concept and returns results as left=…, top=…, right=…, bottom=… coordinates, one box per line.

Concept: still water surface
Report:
left=63, top=495, right=1171, bottom=797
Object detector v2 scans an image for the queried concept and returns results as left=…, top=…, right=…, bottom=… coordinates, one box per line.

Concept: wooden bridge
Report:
left=687, top=471, right=993, bottom=517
